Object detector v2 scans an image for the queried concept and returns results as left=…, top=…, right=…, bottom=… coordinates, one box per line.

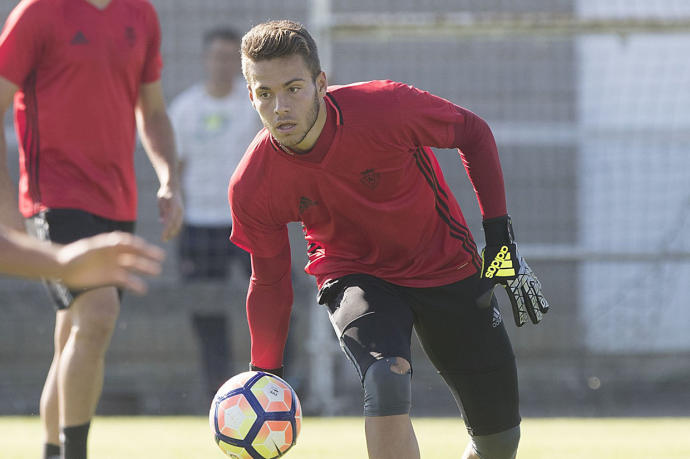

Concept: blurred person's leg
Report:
left=182, top=225, right=233, bottom=399
left=41, top=310, right=72, bottom=457
left=59, top=287, right=120, bottom=459
left=192, top=313, right=230, bottom=399
left=29, top=209, right=134, bottom=459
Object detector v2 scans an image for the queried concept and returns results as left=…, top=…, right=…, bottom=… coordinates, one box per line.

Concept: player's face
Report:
left=246, top=54, right=327, bottom=152
left=205, top=38, right=240, bottom=86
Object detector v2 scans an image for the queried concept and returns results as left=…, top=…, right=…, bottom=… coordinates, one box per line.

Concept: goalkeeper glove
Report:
left=479, top=215, right=550, bottom=327
left=250, top=363, right=284, bottom=379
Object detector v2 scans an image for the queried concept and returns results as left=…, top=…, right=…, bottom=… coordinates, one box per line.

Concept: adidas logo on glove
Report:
left=484, top=245, right=515, bottom=278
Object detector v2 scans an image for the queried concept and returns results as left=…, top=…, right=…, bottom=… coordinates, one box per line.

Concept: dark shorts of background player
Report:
left=27, top=208, right=135, bottom=311
left=177, top=224, right=251, bottom=280
left=317, top=272, right=520, bottom=436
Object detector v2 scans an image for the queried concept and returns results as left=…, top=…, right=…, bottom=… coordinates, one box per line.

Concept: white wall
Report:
left=577, top=0, right=690, bottom=351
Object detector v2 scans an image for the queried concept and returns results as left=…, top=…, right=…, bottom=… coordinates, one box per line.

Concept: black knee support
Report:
left=471, top=425, right=521, bottom=459
left=363, top=357, right=412, bottom=417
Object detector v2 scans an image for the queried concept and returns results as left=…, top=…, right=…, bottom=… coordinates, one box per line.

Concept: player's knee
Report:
left=363, top=357, right=412, bottom=417
left=471, top=425, right=520, bottom=459
left=72, top=290, right=120, bottom=340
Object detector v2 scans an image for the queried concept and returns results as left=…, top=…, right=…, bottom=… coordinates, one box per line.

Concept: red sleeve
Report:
left=229, top=202, right=289, bottom=257
left=247, top=243, right=293, bottom=369
left=392, top=82, right=507, bottom=219
left=0, top=1, right=44, bottom=86
left=392, top=82, right=457, bottom=148
left=140, top=1, right=162, bottom=83
left=452, top=106, right=507, bottom=219
left=228, top=157, right=289, bottom=258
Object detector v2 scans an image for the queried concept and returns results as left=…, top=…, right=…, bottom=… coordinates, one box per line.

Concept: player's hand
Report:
left=479, top=215, right=550, bottom=326
left=157, top=184, right=184, bottom=242
left=56, top=232, right=165, bottom=293
left=250, top=363, right=284, bottom=379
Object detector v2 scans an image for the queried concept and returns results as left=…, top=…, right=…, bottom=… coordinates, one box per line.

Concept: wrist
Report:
left=159, top=180, right=180, bottom=194
left=250, top=363, right=284, bottom=378
left=482, top=214, right=514, bottom=246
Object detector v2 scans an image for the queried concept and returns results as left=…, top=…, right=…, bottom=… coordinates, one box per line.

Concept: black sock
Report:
left=44, top=443, right=61, bottom=459
left=61, top=422, right=90, bottom=459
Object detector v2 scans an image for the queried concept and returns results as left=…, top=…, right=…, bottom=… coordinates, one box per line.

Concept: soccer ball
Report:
left=209, top=371, right=302, bottom=458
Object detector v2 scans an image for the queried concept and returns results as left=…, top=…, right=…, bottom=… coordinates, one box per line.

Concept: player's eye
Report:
left=257, top=91, right=271, bottom=99
left=288, top=86, right=301, bottom=93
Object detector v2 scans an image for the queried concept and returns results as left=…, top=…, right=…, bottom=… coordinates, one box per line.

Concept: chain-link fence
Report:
left=1, top=0, right=688, bottom=417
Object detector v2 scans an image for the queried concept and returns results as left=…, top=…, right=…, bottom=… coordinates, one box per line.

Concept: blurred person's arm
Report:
left=136, top=80, right=184, bottom=241
left=0, top=226, right=165, bottom=293
left=0, top=76, right=24, bottom=231
left=167, top=94, right=187, bottom=205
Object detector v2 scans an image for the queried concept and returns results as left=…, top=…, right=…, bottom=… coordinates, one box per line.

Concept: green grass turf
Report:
left=2, top=416, right=689, bottom=458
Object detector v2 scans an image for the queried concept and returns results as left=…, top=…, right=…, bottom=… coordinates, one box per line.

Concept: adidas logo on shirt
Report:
left=70, top=31, right=88, bottom=45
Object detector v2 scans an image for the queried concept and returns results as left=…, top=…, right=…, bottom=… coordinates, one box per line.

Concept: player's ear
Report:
left=316, top=71, right=327, bottom=97
left=247, top=85, right=254, bottom=103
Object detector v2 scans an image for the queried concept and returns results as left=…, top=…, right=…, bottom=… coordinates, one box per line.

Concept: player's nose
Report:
left=273, top=93, right=290, bottom=115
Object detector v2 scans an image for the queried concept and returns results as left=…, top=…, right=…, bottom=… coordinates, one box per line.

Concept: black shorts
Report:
left=177, top=224, right=251, bottom=280
left=27, top=209, right=135, bottom=310
left=317, top=273, right=520, bottom=436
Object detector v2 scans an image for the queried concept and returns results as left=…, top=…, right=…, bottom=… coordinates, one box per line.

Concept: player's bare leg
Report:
left=364, top=357, right=420, bottom=459
left=365, top=414, right=420, bottom=459
left=462, top=443, right=480, bottom=459
left=40, top=310, right=72, bottom=447
left=58, top=287, right=119, bottom=453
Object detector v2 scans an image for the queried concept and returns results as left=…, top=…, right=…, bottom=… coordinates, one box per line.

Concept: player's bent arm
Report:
left=0, top=226, right=165, bottom=293
left=453, top=107, right=507, bottom=220
left=136, top=80, right=183, bottom=241
left=0, top=76, right=24, bottom=231
left=247, top=242, right=294, bottom=371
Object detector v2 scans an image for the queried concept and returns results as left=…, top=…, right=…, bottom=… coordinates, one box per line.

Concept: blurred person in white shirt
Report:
left=169, top=27, right=260, bottom=399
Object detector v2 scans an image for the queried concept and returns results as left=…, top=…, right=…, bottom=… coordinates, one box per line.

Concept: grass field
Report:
left=2, top=416, right=689, bottom=458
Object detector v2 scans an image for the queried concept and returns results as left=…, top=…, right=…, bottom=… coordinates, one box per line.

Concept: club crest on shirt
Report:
left=360, top=168, right=380, bottom=189
left=298, top=196, right=318, bottom=214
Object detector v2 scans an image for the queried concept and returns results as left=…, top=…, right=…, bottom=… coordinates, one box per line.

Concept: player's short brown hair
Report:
left=241, top=20, right=321, bottom=82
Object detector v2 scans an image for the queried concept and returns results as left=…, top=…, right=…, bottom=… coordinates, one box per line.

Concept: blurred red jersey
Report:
left=0, top=0, right=162, bottom=220
left=230, top=80, right=507, bottom=289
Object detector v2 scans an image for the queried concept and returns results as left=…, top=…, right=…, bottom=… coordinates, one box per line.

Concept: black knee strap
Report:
left=363, top=357, right=412, bottom=417
left=471, top=425, right=521, bottom=459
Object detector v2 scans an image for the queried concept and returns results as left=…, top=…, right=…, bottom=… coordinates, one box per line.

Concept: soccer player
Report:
left=0, top=1, right=183, bottom=458
left=169, top=27, right=259, bottom=399
left=231, top=20, right=550, bottom=459
left=0, top=226, right=164, bottom=293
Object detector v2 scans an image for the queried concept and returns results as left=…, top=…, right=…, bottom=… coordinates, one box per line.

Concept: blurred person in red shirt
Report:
left=0, top=1, right=183, bottom=458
